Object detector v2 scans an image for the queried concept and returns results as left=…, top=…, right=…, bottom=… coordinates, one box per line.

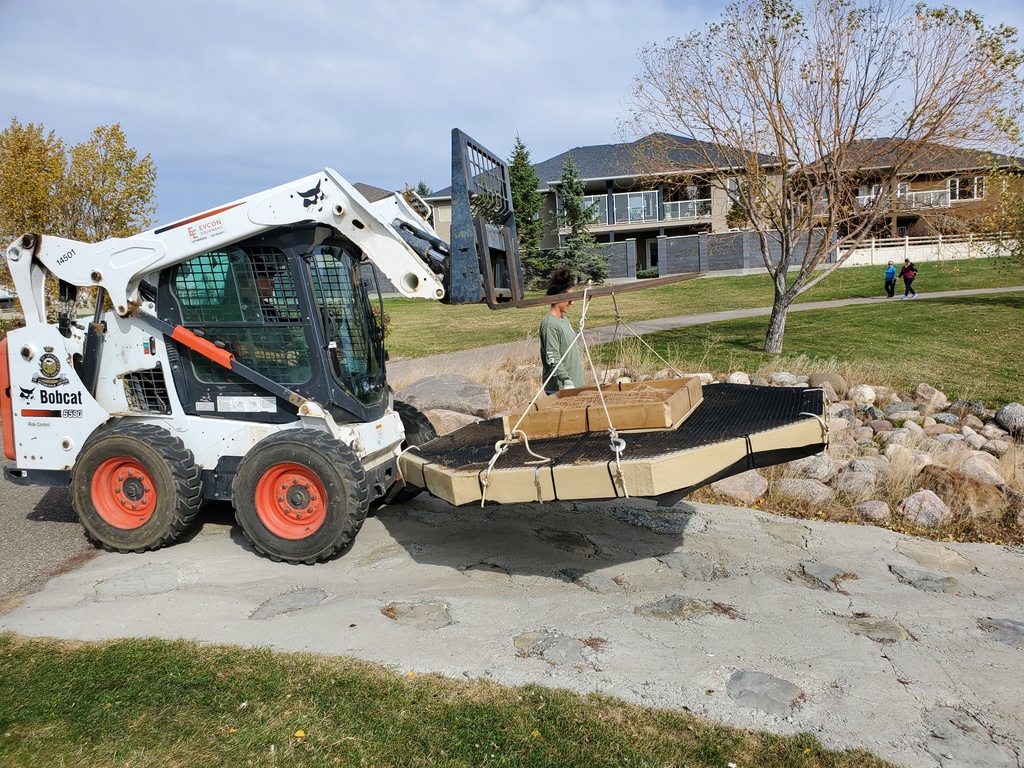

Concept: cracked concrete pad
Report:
left=461, top=563, right=510, bottom=583
left=835, top=614, right=911, bottom=642
left=889, top=564, right=970, bottom=595
left=799, top=562, right=854, bottom=593
left=896, top=540, right=973, bottom=573
left=658, top=551, right=728, bottom=580
left=558, top=569, right=623, bottom=595
left=759, top=520, right=809, bottom=548
left=635, top=595, right=736, bottom=621
left=923, top=707, right=1021, bottom=768
left=360, top=542, right=406, bottom=565
left=611, top=507, right=694, bottom=535
left=94, top=563, right=181, bottom=599
left=381, top=601, right=451, bottom=629
left=535, top=529, right=599, bottom=557
left=726, top=670, right=803, bottom=718
left=250, top=588, right=327, bottom=620
left=513, top=629, right=587, bottom=666
left=977, top=618, right=1024, bottom=648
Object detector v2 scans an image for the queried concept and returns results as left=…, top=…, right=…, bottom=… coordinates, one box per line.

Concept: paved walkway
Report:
left=388, top=286, right=1024, bottom=380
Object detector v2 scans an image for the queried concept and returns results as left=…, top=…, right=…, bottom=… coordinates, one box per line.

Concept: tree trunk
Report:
left=763, top=295, right=790, bottom=354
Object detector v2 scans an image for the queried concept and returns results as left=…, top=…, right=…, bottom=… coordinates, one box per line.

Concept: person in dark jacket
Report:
left=898, top=258, right=918, bottom=299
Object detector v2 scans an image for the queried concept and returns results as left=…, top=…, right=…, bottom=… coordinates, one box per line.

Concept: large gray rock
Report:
left=808, top=372, right=848, bottom=398
left=848, top=384, right=875, bottom=406
left=884, top=400, right=918, bottom=417
left=900, top=489, right=952, bottom=527
left=915, top=382, right=949, bottom=411
left=956, top=452, right=1005, bottom=487
left=773, top=478, right=836, bottom=505
left=786, top=453, right=836, bottom=483
left=833, top=469, right=877, bottom=500
left=399, top=374, right=492, bottom=418
left=948, top=398, right=986, bottom=418
left=424, top=408, right=480, bottom=436
left=994, top=402, right=1024, bottom=436
left=918, top=465, right=1008, bottom=520
left=711, top=469, right=767, bottom=506
left=855, top=500, right=891, bottom=521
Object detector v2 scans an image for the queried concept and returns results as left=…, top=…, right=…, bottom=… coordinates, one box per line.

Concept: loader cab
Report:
left=157, top=225, right=388, bottom=425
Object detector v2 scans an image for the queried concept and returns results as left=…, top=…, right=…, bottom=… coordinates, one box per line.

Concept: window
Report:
left=949, top=176, right=985, bottom=201
left=170, top=247, right=311, bottom=385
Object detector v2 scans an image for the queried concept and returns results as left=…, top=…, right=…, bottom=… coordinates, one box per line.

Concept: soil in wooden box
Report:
left=502, top=377, right=703, bottom=440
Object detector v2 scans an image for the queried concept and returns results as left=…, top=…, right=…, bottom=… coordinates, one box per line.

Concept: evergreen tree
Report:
left=552, top=154, right=607, bottom=283
left=507, top=136, right=548, bottom=282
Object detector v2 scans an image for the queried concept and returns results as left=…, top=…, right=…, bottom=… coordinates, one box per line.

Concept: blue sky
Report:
left=2, top=0, right=1021, bottom=225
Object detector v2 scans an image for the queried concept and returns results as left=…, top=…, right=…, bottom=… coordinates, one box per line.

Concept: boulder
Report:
left=770, top=371, right=798, bottom=386
left=884, top=401, right=918, bottom=417
left=726, top=371, right=751, bottom=385
left=399, top=374, right=492, bottom=418
left=900, top=490, right=952, bottom=527
left=918, top=465, right=1008, bottom=520
left=808, top=372, right=848, bottom=398
left=786, top=453, right=837, bottom=483
left=711, top=470, right=767, bottom=506
left=956, top=453, right=1005, bottom=487
left=932, top=412, right=961, bottom=427
left=854, top=500, right=892, bottom=522
left=818, top=380, right=840, bottom=404
left=869, top=419, right=893, bottom=433
left=914, top=383, right=949, bottom=412
left=774, top=478, right=836, bottom=505
left=833, top=469, right=877, bottom=500
left=424, top=409, right=480, bottom=436
left=948, top=398, right=986, bottom=418
left=848, top=384, right=875, bottom=406
left=983, top=439, right=1011, bottom=458
left=994, top=402, right=1024, bottom=437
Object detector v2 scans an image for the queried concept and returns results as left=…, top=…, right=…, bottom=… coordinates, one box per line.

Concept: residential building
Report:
left=427, top=134, right=782, bottom=277
left=833, top=139, right=1024, bottom=237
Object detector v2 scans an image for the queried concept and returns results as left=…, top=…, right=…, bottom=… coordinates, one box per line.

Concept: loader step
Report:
left=398, top=384, right=828, bottom=506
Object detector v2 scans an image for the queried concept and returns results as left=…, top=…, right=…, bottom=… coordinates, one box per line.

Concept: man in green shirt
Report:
left=540, top=266, right=585, bottom=394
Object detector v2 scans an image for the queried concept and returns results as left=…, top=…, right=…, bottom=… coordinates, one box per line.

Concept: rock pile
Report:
left=708, top=374, right=1023, bottom=530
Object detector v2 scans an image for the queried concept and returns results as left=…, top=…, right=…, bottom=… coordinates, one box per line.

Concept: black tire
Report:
left=389, top=399, right=437, bottom=504
left=71, top=422, right=203, bottom=553
left=232, top=430, right=370, bottom=564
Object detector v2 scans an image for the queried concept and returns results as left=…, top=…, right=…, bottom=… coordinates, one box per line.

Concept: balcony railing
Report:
left=856, top=189, right=951, bottom=210
left=582, top=195, right=609, bottom=225
left=664, top=199, right=713, bottom=220
left=614, top=191, right=660, bottom=223
left=575, top=191, right=713, bottom=227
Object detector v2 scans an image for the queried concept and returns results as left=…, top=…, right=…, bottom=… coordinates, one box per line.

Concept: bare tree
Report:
left=625, top=0, right=1023, bottom=352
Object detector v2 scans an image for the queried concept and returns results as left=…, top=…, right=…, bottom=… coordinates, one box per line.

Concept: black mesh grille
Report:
left=122, top=365, right=171, bottom=414
left=410, top=384, right=825, bottom=471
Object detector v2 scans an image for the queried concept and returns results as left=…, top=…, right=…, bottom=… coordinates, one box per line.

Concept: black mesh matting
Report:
left=409, top=384, right=825, bottom=472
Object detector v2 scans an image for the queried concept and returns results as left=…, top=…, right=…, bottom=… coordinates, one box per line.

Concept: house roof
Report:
left=353, top=182, right=394, bottom=203
left=830, top=138, right=1024, bottom=175
left=426, top=133, right=780, bottom=200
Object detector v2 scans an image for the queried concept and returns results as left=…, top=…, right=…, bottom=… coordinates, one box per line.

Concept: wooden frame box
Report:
left=501, top=377, right=703, bottom=439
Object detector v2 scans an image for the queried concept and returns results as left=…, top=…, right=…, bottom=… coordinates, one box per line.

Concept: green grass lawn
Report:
left=381, top=257, right=1024, bottom=360
left=0, top=634, right=894, bottom=768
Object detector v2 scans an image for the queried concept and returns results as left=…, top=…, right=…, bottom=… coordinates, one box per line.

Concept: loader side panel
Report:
left=0, top=337, right=14, bottom=460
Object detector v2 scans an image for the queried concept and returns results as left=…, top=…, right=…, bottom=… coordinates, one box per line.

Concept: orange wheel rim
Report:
left=254, top=463, right=327, bottom=540
left=92, top=457, right=157, bottom=530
